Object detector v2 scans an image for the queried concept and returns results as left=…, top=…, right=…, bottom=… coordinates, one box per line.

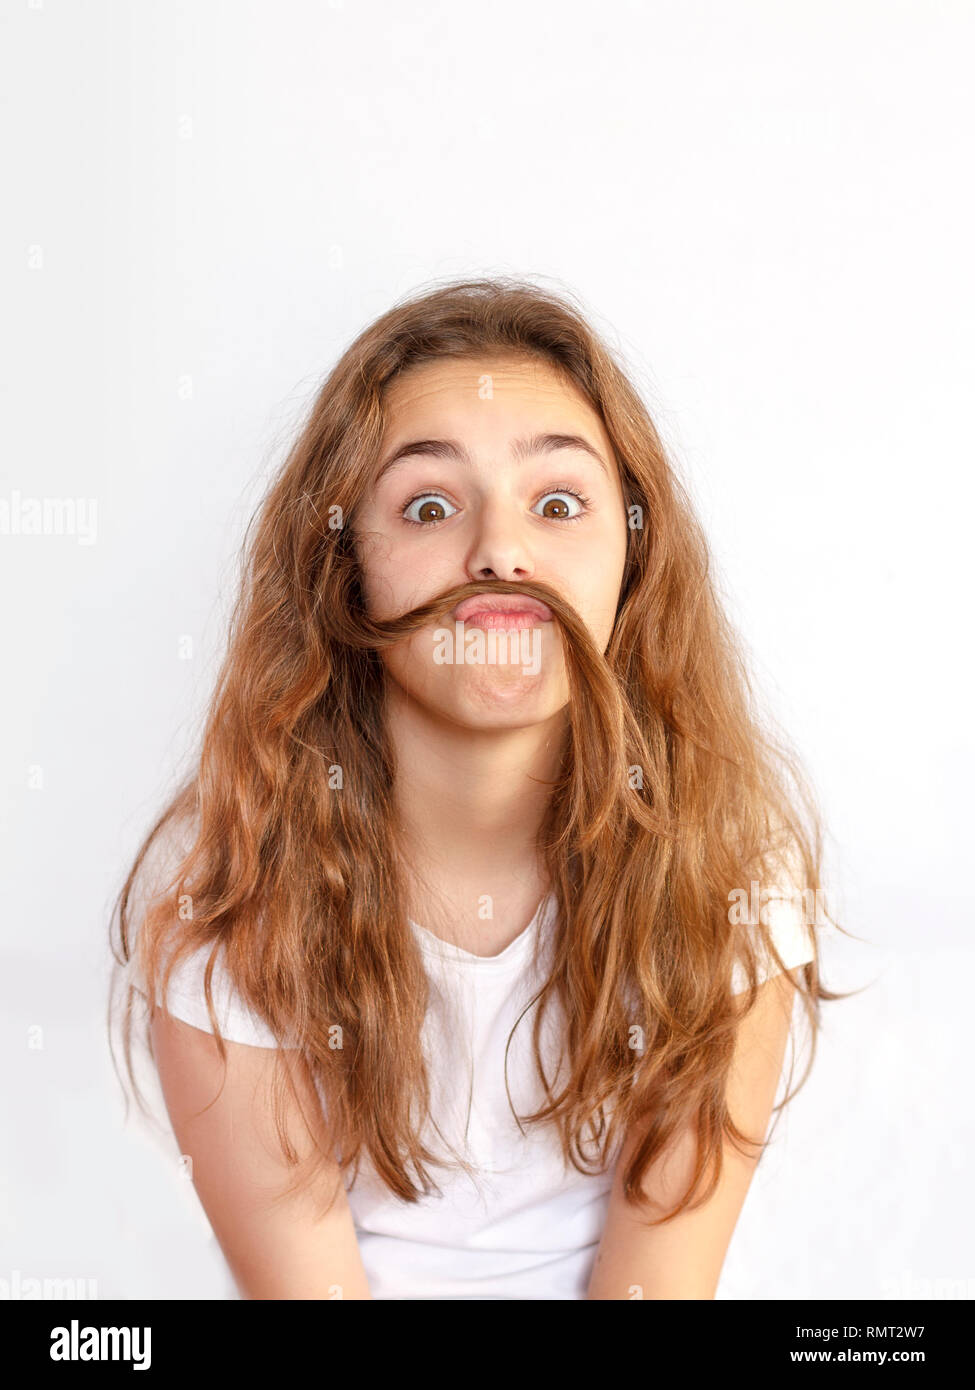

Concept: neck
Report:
left=384, top=682, right=568, bottom=897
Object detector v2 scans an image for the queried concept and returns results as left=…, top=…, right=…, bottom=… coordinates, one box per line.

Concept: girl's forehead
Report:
left=387, top=354, right=579, bottom=401
left=381, top=358, right=607, bottom=443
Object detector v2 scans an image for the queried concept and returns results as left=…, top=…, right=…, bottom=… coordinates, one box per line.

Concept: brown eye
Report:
left=418, top=500, right=446, bottom=522
left=540, top=497, right=571, bottom=519
left=403, top=493, right=457, bottom=526
left=533, top=489, right=588, bottom=522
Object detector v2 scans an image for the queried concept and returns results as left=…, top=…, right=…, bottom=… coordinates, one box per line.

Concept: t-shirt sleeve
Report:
left=730, top=842, right=819, bottom=994
left=125, top=811, right=286, bottom=1049
left=154, top=939, right=283, bottom=1049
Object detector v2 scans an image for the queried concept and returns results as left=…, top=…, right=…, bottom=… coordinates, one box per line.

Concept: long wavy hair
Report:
left=109, top=274, right=854, bottom=1225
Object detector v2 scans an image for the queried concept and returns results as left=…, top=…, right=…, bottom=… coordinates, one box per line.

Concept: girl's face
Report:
left=353, top=355, right=629, bottom=731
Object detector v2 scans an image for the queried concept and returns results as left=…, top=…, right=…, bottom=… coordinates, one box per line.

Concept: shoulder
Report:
left=155, top=937, right=285, bottom=1049
left=730, top=831, right=820, bottom=994
left=125, top=810, right=287, bottom=1050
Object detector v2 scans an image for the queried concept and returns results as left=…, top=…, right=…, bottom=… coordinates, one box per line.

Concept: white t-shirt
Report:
left=143, top=882, right=817, bottom=1300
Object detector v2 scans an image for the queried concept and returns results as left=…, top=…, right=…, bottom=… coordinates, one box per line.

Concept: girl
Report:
left=111, top=276, right=846, bottom=1300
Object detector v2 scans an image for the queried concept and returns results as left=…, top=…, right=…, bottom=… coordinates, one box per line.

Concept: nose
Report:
left=464, top=497, right=536, bottom=582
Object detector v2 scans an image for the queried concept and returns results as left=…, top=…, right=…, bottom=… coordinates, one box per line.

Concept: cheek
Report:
left=381, top=631, right=429, bottom=684
left=358, top=543, right=458, bottom=623
left=353, top=527, right=410, bottom=619
left=568, top=542, right=626, bottom=648
left=356, top=564, right=392, bottom=620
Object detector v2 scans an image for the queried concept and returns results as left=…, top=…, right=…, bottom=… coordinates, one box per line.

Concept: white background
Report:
left=2, top=0, right=972, bottom=1300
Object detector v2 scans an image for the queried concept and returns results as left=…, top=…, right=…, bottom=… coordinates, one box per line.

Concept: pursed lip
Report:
left=452, top=593, right=553, bottom=623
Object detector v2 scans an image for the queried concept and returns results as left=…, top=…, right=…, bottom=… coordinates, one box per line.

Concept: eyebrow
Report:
left=376, top=432, right=610, bottom=482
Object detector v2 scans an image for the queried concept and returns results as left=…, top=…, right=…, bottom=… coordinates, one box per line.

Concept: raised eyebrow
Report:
left=376, top=432, right=609, bottom=481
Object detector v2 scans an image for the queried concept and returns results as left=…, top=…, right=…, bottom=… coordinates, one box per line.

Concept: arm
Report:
left=150, top=1010, right=372, bottom=1299
left=586, top=968, right=799, bottom=1299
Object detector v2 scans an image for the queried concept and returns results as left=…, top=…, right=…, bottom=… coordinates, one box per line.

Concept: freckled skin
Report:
left=353, top=356, right=629, bottom=734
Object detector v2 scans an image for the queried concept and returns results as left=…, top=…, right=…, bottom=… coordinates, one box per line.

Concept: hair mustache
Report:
left=353, top=577, right=597, bottom=656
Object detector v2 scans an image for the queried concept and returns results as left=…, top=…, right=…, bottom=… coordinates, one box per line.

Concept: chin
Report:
left=396, top=666, right=569, bottom=732
left=453, top=678, right=564, bottom=730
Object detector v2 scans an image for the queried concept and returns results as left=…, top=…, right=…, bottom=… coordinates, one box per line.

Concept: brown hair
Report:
left=109, top=274, right=856, bottom=1223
